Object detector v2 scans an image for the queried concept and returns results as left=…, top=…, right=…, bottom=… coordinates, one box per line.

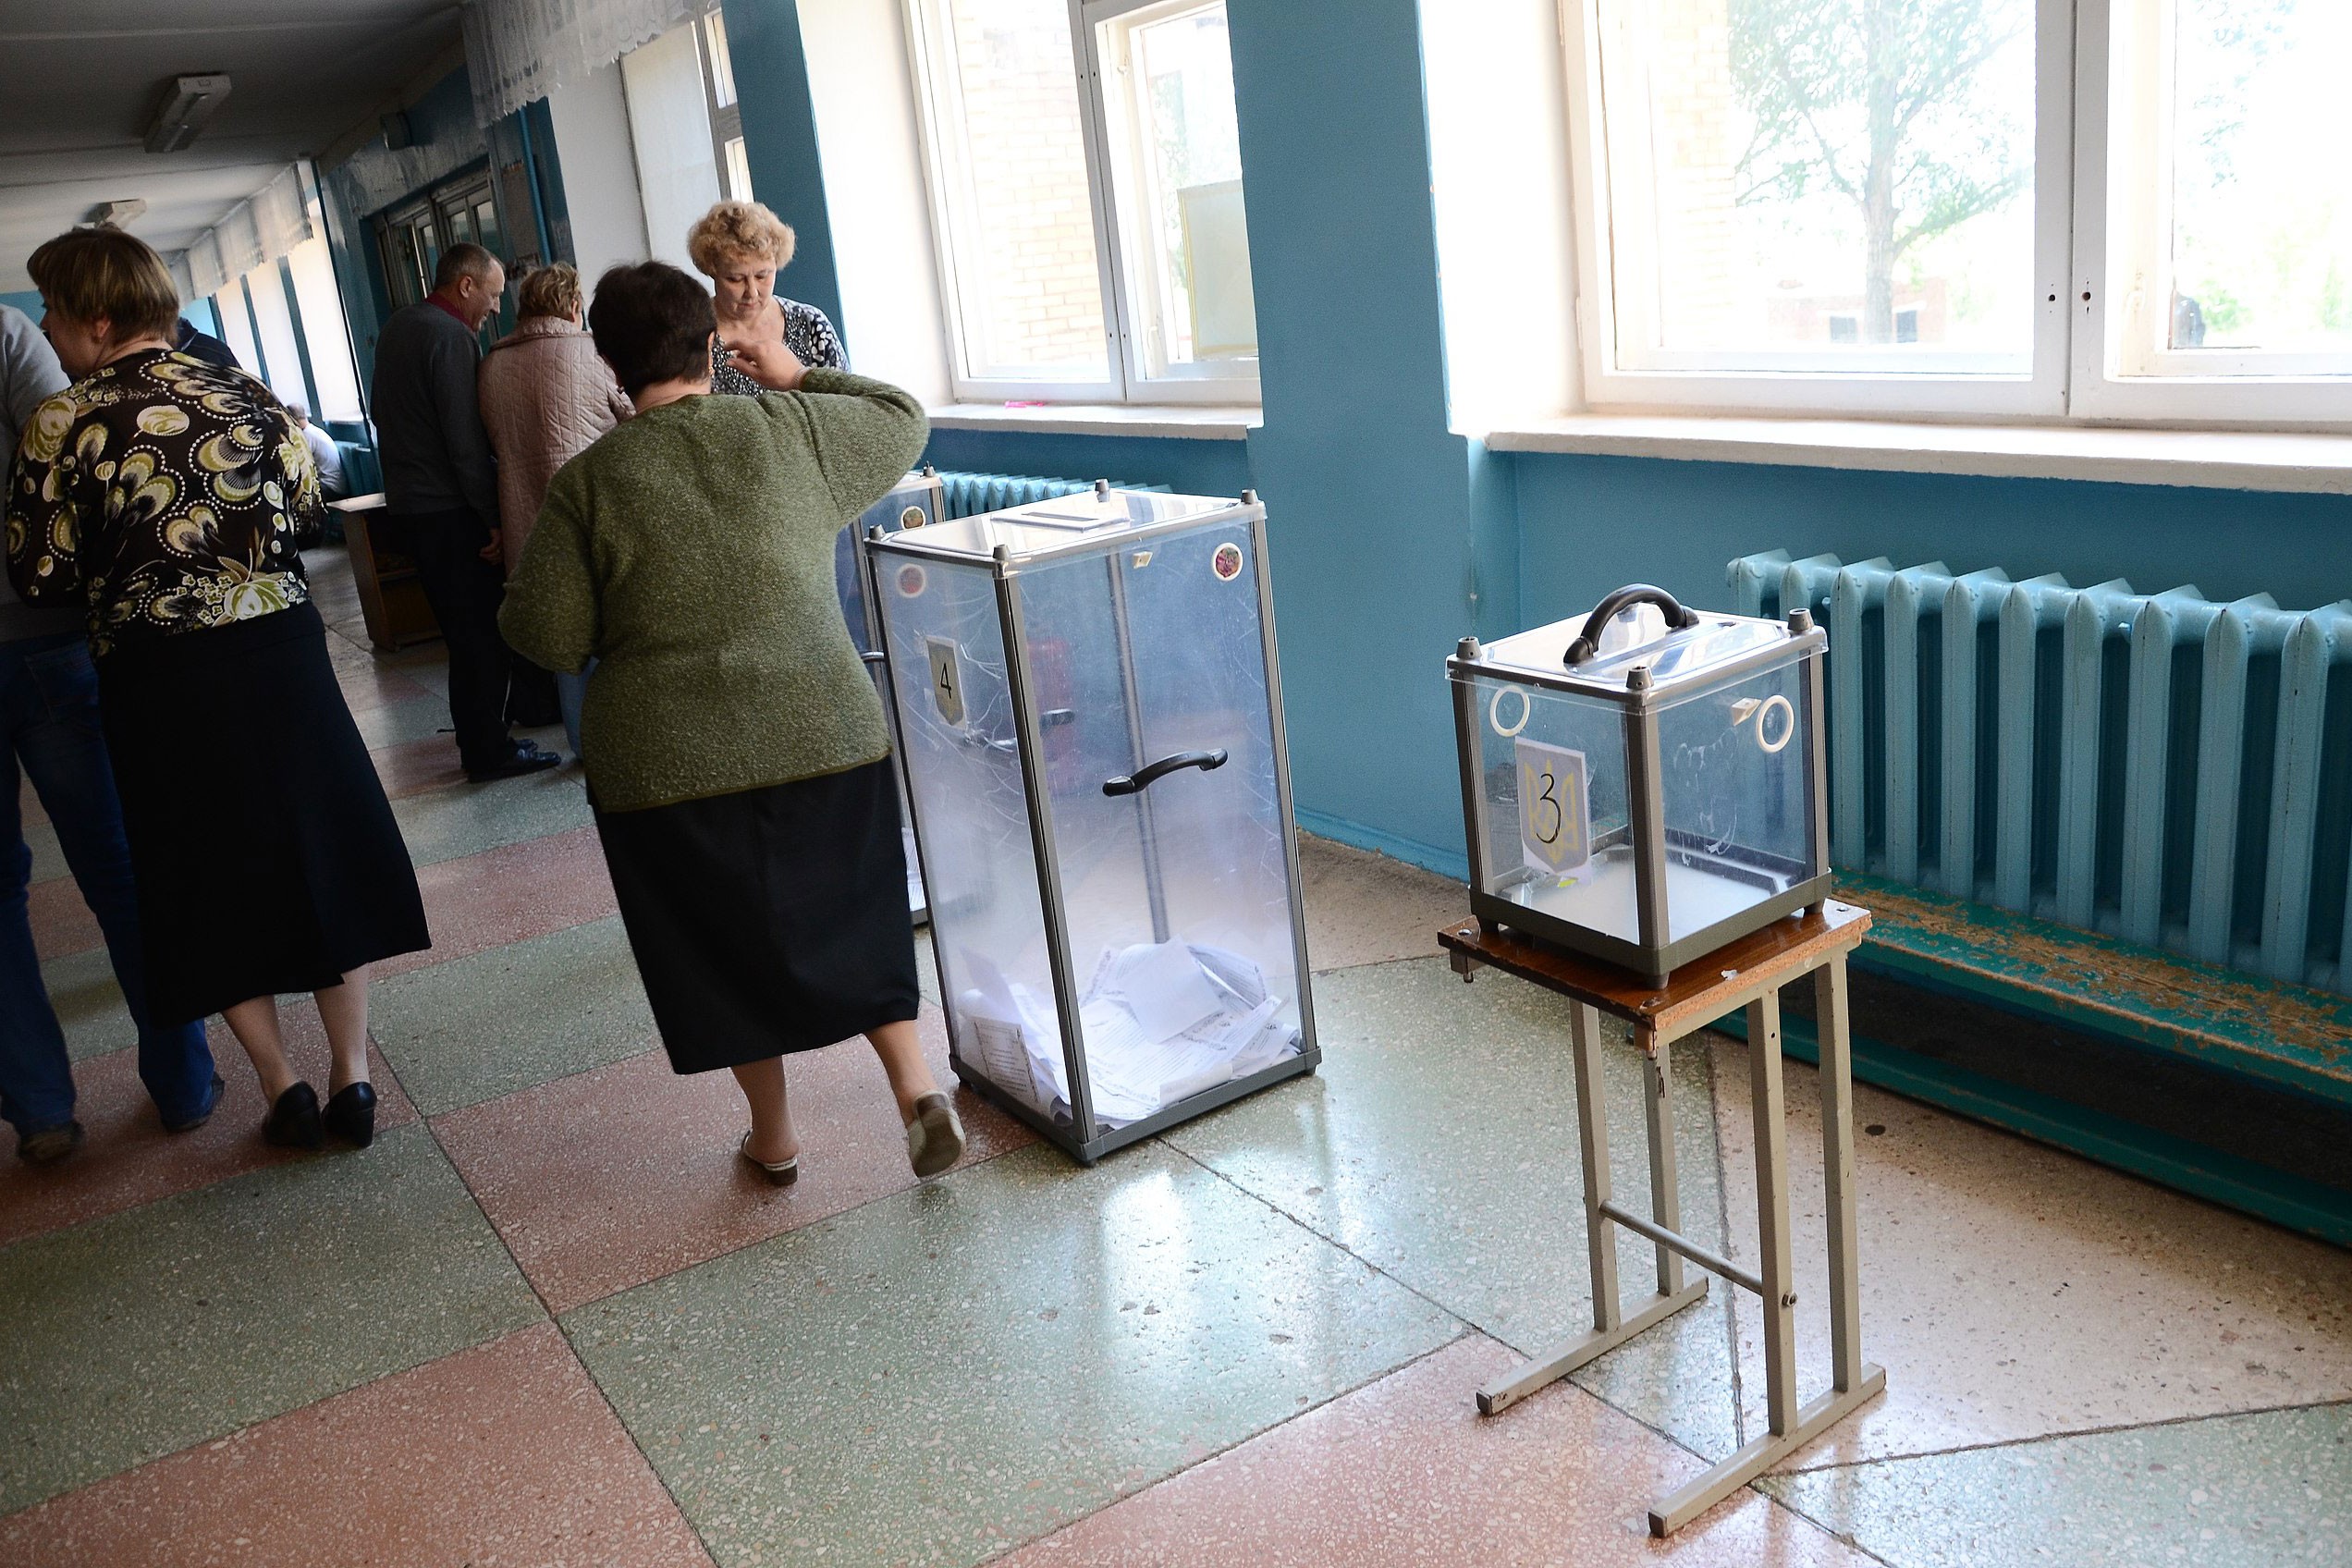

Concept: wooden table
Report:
left=1439, top=900, right=1885, bottom=1535
left=331, top=493, right=440, bottom=653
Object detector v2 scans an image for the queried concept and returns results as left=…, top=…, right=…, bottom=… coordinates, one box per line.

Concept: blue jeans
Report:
left=556, top=663, right=593, bottom=761
left=0, top=632, right=215, bottom=1136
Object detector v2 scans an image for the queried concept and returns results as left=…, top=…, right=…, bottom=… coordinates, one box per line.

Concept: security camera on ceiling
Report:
left=144, top=74, right=232, bottom=153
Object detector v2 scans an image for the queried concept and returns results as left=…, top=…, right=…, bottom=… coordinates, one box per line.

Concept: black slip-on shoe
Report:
left=324, top=1083, right=377, bottom=1149
left=262, top=1083, right=324, bottom=1149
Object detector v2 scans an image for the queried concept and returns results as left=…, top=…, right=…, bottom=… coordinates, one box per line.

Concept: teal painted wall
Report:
left=719, top=0, right=846, bottom=334
left=320, top=67, right=496, bottom=388
left=1511, top=455, right=2352, bottom=625
left=921, top=428, right=1254, bottom=500
left=0, top=291, right=218, bottom=341
left=421, top=0, right=2352, bottom=886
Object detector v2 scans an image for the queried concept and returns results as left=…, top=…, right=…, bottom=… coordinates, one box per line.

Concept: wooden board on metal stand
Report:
left=333, top=495, right=440, bottom=654
left=1441, top=899, right=1884, bottom=1536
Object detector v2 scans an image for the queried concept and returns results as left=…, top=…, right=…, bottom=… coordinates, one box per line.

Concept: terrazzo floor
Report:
left=3, top=549, right=2347, bottom=1566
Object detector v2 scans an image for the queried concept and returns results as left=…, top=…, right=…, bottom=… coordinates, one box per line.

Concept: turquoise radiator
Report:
left=933, top=470, right=1166, bottom=521
left=1730, top=550, right=2352, bottom=995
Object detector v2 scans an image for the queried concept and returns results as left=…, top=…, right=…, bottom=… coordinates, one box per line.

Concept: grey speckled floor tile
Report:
left=24, top=817, right=65, bottom=885
left=563, top=1141, right=1462, bottom=1568
left=1764, top=1402, right=2352, bottom=1568
left=0, top=1123, right=543, bottom=1514
left=1163, top=954, right=1745, bottom=1461
left=1296, top=833, right=1467, bottom=973
left=350, top=691, right=457, bottom=752
left=389, top=766, right=593, bottom=869
left=370, top=914, right=655, bottom=1114
left=38, top=948, right=132, bottom=1064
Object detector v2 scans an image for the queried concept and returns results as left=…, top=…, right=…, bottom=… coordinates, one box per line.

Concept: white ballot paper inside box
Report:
left=957, top=939, right=1298, bottom=1128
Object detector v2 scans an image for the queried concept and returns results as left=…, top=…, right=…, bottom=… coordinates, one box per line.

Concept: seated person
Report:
left=287, top=400, right=348, bottom=501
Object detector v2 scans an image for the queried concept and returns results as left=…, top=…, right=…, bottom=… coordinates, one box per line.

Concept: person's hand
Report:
left=479, top=526, right=504, bottom=566
left=728, top=337, right=807, bottom=391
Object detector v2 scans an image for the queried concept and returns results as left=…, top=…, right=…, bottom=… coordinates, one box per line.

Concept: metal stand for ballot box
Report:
left=1439, top=900, right=1885, bottom=1536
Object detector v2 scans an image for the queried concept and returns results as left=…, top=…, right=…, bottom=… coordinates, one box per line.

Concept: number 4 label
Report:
left=1516, top=738, right=1591, bottom=876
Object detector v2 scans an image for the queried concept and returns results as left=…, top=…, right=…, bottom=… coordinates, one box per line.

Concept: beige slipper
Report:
left=905, top=1092, right=966, bottom=1180
left=738, top=1131, right=799, bottom=1185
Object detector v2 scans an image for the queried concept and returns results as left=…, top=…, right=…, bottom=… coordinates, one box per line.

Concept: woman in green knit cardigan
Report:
left=499, top=262, right=965, bottom=1184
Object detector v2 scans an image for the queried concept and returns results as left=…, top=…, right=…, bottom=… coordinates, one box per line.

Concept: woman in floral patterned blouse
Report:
left=5, top=227, right=429, bottom=1152
left=685, top=200, right=848, bottom=397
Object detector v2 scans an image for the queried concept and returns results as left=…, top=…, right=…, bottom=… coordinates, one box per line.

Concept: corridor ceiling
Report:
left=0, top=1, right=465, bottom=291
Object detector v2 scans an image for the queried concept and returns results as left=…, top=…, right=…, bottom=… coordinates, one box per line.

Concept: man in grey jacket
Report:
left=1, top=302, right=219, bottom=1163
left=369, top=243, right=559, bottom=781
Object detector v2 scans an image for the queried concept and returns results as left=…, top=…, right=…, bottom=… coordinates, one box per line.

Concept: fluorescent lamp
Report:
left=144, top=75, right=232, bottom=154
left=86, top=199, right=149, bottom=227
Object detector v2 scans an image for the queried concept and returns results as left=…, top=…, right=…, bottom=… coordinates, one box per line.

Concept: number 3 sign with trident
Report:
left=1515, top=738, right=1591, bottom=876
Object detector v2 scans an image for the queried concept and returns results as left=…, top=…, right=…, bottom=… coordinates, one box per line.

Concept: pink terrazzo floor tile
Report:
left=0, top=1322, right=716, bottom=1568
left=998, top=1335, right=1877, bottom=1568
left=433, top=1005, right=1032, bottom=1312
left=369, top=729, right=472, bottom=800
left=0, top=1002, right=418, bottom=1248
left=333, top=661, right=436, bottom=717
left=377, top=824, right=618, bottom=980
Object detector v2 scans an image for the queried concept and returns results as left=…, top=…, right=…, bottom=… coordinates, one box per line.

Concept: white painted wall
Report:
left=798, top=0, right=951, bottom=404
left=621, top=24, right=724, bottom=274
left=1420, top=0, right=1580, bottom=429
left=548, top=59, right=652, bottom=288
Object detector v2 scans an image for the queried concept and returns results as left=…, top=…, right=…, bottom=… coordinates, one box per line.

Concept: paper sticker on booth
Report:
left=1516, top=738, right=1591, bottom=876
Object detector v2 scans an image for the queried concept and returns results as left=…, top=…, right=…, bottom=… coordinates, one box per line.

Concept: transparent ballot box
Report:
left=1448, top=585, right=1829, bottom=984
left=864, top=484, right=1317, bottom=1162
left=840, top=469, right=944, bottom=922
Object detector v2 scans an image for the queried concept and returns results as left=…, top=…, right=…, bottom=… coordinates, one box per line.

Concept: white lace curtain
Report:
left=176, top=166, right=312, bottom=300
left=461, top=0, right=703, bottom=126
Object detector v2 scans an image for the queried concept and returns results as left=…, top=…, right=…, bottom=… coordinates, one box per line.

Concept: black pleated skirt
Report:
left=97, top=601, right=432, bottom=1026
left=593, top=757, right=921, bottom=1073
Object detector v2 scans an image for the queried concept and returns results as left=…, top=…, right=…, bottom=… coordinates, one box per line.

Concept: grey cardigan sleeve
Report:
left=0, top=307, right=68, bottom=461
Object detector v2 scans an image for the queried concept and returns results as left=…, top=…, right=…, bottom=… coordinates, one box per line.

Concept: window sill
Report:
left=926, top=402, right=1261, bottom=442
left=1478, top=414, right=2352, bottom=496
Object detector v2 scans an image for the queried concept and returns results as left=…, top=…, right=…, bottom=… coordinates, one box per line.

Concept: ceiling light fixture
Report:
left=85, top=199, right=149, bottom=227
left=144, top=75, right=232, bottom=154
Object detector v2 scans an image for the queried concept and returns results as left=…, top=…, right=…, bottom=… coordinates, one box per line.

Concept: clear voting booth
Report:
left=1447, top=585, right=1830, bottom=983
left=840, top=470, right=946, bottom=922
left=864, top=484, right=1317, bottom=1161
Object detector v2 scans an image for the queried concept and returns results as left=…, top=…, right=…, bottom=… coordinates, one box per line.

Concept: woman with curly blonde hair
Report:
left=685, top=200, right=847, bottom=395
left=5, top=227, right=428, bottom=1153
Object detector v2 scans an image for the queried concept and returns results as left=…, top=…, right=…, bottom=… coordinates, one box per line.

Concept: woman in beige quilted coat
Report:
left=479, top=263, right=631, bottom=753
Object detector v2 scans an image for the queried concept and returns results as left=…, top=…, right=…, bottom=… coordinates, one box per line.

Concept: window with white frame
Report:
left=701, top=8, right=754, bottom=202
left=242, top=263, right=309, bottom=411
left=904, top=0, right=1259, bottom=403
left=1560, top=0, right=2350, bottom=423
left=2081, top=0, right=2352, bottom=421
left=622, top=6, right=753, bottom=276
left=285, top=234, right=366, bottom=423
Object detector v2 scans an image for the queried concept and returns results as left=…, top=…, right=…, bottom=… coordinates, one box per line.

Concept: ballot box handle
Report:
left=1104, top=749, right=1229, bottom=797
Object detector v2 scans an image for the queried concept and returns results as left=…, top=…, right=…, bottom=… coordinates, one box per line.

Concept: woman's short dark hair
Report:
left=27, top=226, right=180, bottom=340
left=589, top=263, right=714, bottom=396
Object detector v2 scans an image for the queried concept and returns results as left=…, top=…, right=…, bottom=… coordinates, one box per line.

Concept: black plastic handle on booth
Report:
left=1104, top=749, right=1229, bottom=796
left=1562, top=583, right=1702, bottom=666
